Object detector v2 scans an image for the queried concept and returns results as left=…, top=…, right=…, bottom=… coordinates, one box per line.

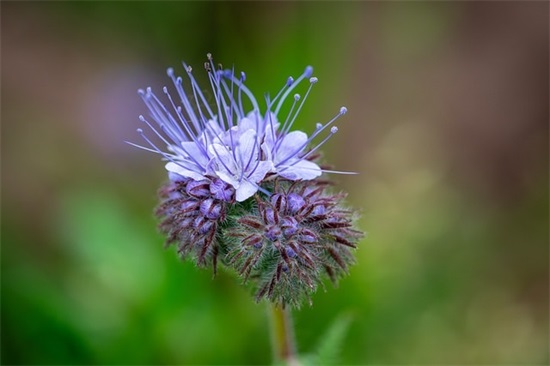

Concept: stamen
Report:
left=221, top=71, right=260, bottom=113
left=161, top=86, right=206, bottom=149
left=167, top=68, right=202, bottom=133
left=281, top=76, right=317, bottom=136
left=238, top=71, right=246, bottom=116
left=265, top=76, right=294, bottom=113
left=321, top=169, right=358, bottom=175
left=139, top=115, right=208, bottom=169
left=219, top=73, right=245, bottom=123
left=207, top=69, right=229, bottom=131
left=277, top=94, right=301, bottom=141
left=125, top=140, right=171, bottom=155
left=300, top=126, right=338, bottom=160
left=182, top=62, right=215, bottom=124
left=275, top=107, right=347, bottom=168
left=274, top=65, right=313, bottom=115
left=136, top=128, right=201, bottom=171
left=140, top=88, right=189, bottom=142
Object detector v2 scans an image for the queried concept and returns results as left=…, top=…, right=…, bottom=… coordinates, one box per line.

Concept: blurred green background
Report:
left=2, top=2, right=548, bottom=365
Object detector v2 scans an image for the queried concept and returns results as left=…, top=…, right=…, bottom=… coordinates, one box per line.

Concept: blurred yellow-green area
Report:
left=2, top=2, right=548, bottom=365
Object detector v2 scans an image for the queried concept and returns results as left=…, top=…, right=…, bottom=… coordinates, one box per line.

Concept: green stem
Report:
left=269, top=303, right=299, bottom=365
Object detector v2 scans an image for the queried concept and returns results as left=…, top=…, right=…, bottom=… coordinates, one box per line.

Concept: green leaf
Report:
left=302, top=312, right=353, bottom=365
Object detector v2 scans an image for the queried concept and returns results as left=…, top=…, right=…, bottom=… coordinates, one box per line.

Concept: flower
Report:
left=227, top=178, right=362, bottom=307
left=130, top=55, right=363, bottom=307
left=128, top=55, right=348, bottom=202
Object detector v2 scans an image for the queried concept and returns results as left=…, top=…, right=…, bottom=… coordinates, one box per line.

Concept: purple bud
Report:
left=179, top=217, right=194, bottom=229
left=210, top=178, right=234, bottom=201
left=287, top=193, right=306, bottom=213
left=200, top=198, right=222, bottom=220
left=194, top=216, right=213, bottom=234
left=245, top=234, right=263, bottom=248
left=186, top=180, right=210, bottom=198
left=168, top=172, right=188, bottom=182
left=270, top=194, right=287, bottom=212
left=181, top=199, right=199, bottom=212
left=312, top=204, right=326, bottom=216
left=264, top=207, right=278, bottom=225
left=285, top=247, right=297, bottom=258
left=168, top=191, right=182, bottom=200
left=265, top=225, right=282, bottom=241
left=281, top=217, right=299, bottom=237
left=300, top=229, right=318, bottom=243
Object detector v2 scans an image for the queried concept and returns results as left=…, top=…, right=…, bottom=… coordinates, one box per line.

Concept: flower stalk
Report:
left=269, top=303, right=298, bottom=365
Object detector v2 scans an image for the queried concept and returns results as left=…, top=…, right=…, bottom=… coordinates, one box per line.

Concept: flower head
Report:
left=227, top=178, right=362, bottom=307
left=129, top=55, right=348, bottom=202
left=130, top=55, right=363, bottom=307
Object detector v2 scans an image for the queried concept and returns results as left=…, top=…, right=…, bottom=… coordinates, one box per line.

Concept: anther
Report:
left=294, top=94, right=300, bottom=101
left=287, top=77, right=294, bottom=86
left=241, top=71, right=246, bottom=82
left=186, top=66, right=192, bottom=73
left=167, top=67, right=174, bottom=77
left=204, top=62, right=211, bottom=72
left=316, top=123, right=323, bottom=130
left=340, top=106, right=347, bottom=114
left=330, top=126, right=338, bottom=133
left=304, top=66, right=313, bottom=77
left=138, top=115, right=146, bottom=122
left=162, top=86, right=169, bottom=94
left=207, top=53, right=212, bottom=60
left=309, top=77, right=318, bottom=84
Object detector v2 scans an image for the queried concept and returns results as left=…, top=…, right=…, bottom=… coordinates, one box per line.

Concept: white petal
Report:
left=165, top=162, right=205, bottom=181
left=237, top=129, right=257, bottom=165
left=235, top=180, right=259, bottom=202
left=247, top=160, right=273, bottom=183
left=261, top=141, right=274, bottom=163
left=237, top=116, right=256, bottom=132
left=180, top=141, right=209, bottom=166
left=276, top=131, right=308, bottom=163
left=215, top=170, right=239, bottom=188
left=278, top=159, right=321, bottom=180
left=209, top=143, right=235, bottom=173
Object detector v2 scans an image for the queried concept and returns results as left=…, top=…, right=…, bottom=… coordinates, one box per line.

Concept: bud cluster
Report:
left=156, top=177, right=234, bottom=273
left=227, top=179, right=362, bottom=307
left=156, top=176, right=362, bottom=308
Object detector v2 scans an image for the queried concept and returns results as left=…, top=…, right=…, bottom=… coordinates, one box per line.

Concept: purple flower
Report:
left=129, top=55, right=351, bottom=202
left=133, top=56, right=364, bottom=307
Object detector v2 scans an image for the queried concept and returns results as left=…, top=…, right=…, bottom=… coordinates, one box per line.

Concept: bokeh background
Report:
left=2, top=2, right=548, bottom=365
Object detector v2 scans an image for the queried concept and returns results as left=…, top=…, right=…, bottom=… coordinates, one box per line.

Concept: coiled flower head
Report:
left=227, top=179, right=362, bottom=307
left=130, top=55, right=363, bottom=307
left=156, top=176, right=234, bottom=273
